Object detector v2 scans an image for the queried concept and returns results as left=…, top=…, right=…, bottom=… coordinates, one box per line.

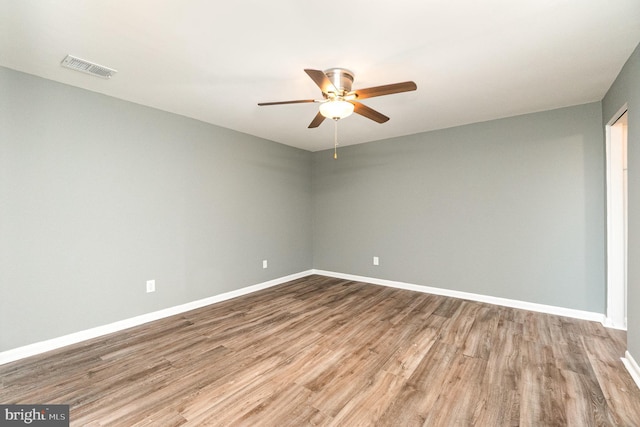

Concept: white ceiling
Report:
left=1, top=1, right=639, bottom=152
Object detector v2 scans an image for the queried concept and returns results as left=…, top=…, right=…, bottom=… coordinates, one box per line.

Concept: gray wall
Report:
left=0, top=67, right=313, bottom=351
left=312, top=103, right=605, bottom=313
left=603, top=42, right=640, bottom=358
left=1, top=59, right=621, bottom=354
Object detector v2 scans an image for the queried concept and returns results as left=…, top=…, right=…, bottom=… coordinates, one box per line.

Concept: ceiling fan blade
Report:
left=304, top=69, right=338, bottom=95
left=258, top=99, right=316, bottom=106
left=308, top=111, right=326, bottom=128
left=351, top=101, right=390, bottom=123
left=354, top=81, right=417, bottom=100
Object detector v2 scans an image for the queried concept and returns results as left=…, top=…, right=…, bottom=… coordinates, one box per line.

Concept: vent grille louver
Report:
left=61, top=55, right=117, bottom=79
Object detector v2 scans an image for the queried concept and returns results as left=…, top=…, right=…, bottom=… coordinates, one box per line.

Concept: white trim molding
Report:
left=605, top=104, right=629, bottom=331
left=312, top=270, right=606, bottom=324
left=603, top=317, right=628, bottom=331
left=1, top=269, right=610, bottom=366
left=622, top=351, right=640, bottom=390
left=0, top=270, right=313, bottom=366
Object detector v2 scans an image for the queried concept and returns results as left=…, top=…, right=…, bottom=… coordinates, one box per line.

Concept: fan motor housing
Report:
left=324, top=68, right=354, bottom=95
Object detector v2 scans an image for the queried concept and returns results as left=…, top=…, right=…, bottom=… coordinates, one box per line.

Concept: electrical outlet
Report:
left=263, top=260, right=268, bottom=269
left=146, top=280, right=156, bottom=293
left=373, top=256, right=379, bottom=266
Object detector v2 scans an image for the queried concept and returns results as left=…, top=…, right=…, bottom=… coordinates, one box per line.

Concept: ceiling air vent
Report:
left=61, top=55, right=117, bottom=79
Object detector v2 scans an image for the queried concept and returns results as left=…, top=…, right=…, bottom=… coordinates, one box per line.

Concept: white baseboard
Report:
left=622, top=351, right=640, bottom=390
left=1, top=269, right=611, bottom=366
left=603, top=317, right=627, bottom=331
left=0, top=270, right=313, bottom=366
left=311, top=270, right=606, bottom=324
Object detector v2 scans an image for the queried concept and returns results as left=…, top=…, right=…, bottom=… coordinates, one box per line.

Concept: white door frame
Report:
left=605, top=105, right=628, bottom=330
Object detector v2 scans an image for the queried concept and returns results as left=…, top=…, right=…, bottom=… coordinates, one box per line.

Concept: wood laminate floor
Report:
left=1, top=275, right=639, bottom=426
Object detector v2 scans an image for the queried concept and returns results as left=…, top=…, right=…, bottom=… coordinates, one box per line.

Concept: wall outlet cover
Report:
left=146, top=280, right=156, bottom=293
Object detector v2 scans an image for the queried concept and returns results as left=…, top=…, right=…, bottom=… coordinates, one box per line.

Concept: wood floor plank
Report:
left=562, top=369, right=616, bottom=426
left=519, top=341, right=568, bottom=426
left=328, top=370, right=404, bottom=426
left=582, top=334, right=640, bottom=426
left=462, top=304, right=499, bottom=359
left=233, top=382, right=326, bottom=427
left=1, top=275, right=639, bottom=426
left=421, top=352, right=488, bottom=426
left=375, top=340, right=461, bottom=425
left=473, top=317, right=522, bottom=426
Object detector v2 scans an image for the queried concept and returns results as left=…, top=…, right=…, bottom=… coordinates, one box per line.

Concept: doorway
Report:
left=606, top=108, right=628, bottom=330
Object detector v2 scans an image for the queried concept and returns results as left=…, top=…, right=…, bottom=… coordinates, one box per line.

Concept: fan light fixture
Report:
left=319, top=100, right=354, bottom=120
left=258, top=68, right=417, bottom=159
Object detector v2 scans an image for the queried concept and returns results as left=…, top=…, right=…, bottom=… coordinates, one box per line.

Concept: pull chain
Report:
left=333, top=119, right=338, bottom=159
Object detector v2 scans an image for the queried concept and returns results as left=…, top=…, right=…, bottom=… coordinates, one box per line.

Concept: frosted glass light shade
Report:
left=319, top=100, right=354, bottom=119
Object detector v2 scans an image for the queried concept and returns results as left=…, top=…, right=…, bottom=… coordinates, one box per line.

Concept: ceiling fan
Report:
left=258, top=68, right=417, bottom=128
